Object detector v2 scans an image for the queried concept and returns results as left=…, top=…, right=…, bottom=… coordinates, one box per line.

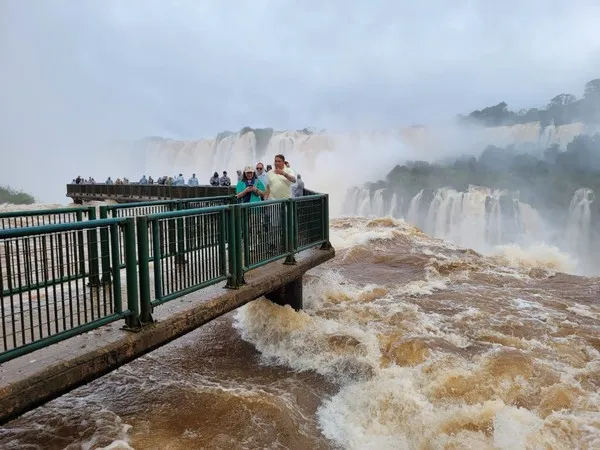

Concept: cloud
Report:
left=1, top=0, right=600, bottom=201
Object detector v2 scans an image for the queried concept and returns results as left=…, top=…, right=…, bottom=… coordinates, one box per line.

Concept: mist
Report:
left=2, top=1, right=600, bottom=203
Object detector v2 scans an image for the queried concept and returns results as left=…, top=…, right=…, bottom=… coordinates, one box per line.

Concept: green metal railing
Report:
left=0, top=206, right=96, bottom=230
left=98, top=196, right=236, bottom=220
left=136, top=206, right=232, bottom=318
left=240, top=199, right=290, bottom=271
left=134, top=196, right=330, bottom=322
left=1, top=193, right=330, bottom=361
left=295, top=194, right=329, bottom=251
left=0, top=218, right=139, bottom=363
left=98, top=196, right=236, bottom=270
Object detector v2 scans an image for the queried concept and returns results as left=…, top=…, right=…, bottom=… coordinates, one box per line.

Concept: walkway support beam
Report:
left=265, top=276, right=303, bottom=311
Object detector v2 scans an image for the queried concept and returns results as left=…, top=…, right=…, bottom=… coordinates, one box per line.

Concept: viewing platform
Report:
left=66, top=183, right=235, bottom=204
left=0, top=188, right=334, bottom=424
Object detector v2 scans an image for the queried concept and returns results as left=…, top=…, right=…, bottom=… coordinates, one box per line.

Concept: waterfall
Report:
left=136, top=124, right=600, bottom=221
left=406, top=190, right=423, bottom=225
left=388, top=193, right=399, bottom=218
left=409, top=186, right=545, bottom=250
left=342, top=184, right=548, bottom=251
left=340, top=187, right=397, bottom=218
left=565, top=188, right=594, bottom=255
left=371, top=190, right=385, bottom=217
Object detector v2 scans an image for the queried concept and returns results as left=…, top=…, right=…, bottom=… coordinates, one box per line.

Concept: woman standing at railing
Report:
left=235, top=166, right=265, bottom=203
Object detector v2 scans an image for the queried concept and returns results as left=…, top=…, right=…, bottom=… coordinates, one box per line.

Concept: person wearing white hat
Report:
left=235, top=165, right=265, bottom=203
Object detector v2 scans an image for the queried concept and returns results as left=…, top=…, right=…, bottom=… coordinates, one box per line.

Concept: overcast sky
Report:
left=1, top=0, right=600, bottom=201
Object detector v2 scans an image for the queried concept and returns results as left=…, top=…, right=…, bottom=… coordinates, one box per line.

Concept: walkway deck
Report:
left=66, top=183, right=235, bottom=204
left=0, top=247, right=334, bottom=425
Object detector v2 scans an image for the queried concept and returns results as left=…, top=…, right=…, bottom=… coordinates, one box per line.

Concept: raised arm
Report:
left=284, top=171, right=296, bottom=183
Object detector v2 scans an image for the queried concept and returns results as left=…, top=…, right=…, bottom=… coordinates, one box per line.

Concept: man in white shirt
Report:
left=265, top=154, right=296, bottom=199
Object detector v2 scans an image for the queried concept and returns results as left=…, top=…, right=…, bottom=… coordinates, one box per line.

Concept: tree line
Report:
left=0, top=185, right=35, bottom=205
left=461, top=78, right=600, bottom=127
left=379, top=133, right=600, bottom=215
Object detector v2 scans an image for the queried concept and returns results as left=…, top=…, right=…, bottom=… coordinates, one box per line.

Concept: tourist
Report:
left=236, top=166, right=265, bottom=203
left=188, top=173, right=199, bottom=186
left=219, top=171, right=231, bottom=186
left=255, top=162, right=269, bottom=195
left=265, top=154, right=296, bottom=200
left=210, top=172, right=220, bottom=186
left=292, top=174, right=304, bottom=197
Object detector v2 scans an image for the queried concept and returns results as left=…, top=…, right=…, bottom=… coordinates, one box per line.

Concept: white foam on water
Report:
left=491, top=243, right=578, bottom=274
left=233, top=217, right=600, bottom=448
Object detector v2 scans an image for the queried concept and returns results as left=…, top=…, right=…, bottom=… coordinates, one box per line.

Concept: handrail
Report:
left=0, top=206, right=96, bottom=230
left=0, top=217, right=124, bottom=238
left=0, top=217, right=139, bottom=363
left=0, top=206, right=93, bottom=219
left=1, top=192, right=330, bottom=362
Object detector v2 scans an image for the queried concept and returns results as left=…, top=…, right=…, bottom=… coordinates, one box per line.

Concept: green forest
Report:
left=0, top=185, right=36, bottom=205
left=361, top=77, right=600, bottom=216
left=374, top=132, right=600, bottom=216
left=461, top=78, right=600, bottom=127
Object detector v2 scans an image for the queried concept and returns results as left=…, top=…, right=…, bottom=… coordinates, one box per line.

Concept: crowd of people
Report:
left=71, top=154, right=305, bottom=200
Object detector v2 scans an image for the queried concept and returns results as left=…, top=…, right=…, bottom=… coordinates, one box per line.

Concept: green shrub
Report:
left=0, top=185, right=36, bottom=205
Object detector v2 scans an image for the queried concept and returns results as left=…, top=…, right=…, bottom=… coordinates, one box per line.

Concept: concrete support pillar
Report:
left=265, top=276, right=303, bottom=311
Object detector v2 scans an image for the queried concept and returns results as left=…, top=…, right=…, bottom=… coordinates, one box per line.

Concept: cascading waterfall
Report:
left=341, top=184, right=600, bottom=272
left=341, top=188, right=403, bottom=218
left=139, top=126, right=599, bottom=266
left=357, top=189, right=372, bottom=217
left=388, top=192, right=399, bottom=218
left=565, top=188, right=594, bottom=255
left=406, top=190, right=423, bottom=225
left=342, top=185, right=544, bottom=250
left=371, top=189, right=385, bottom=217
left=409, top=186, right=534, bottom=249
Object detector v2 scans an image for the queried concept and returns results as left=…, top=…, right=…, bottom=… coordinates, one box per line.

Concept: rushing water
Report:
left=343, top=186, right=600, bottom=276
left=1, top=208, right=599, bottom=449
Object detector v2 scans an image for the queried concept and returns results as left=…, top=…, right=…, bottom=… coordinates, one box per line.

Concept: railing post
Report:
left=122, top=218, right=141, bottom=329
left=109, top=222, right=123, bottom=317
left=225, top=206, right=239, bottom=288
left=218, top=209, right=227, bottom=276
left=152, top=219, right=163, bottom=302
left=234, top=205, right=245, bottom=285
left=226, top=204, right=244, bottom=287
left=242, top=207, right=249, bottom=270
left=167, top=217, right=177, bottom=257
left=75, top=210, right=87, bottom=283
left=99, top=205, right=112, bottom=284
left=86, top=208, right=101, bottom=287
left=175, top=201, right=186, bottom=264
left=136, top=216, right=153, bottom=324
left=320, top=194, right=332, bottom=250
left=284, top=199, right=297, bottom=265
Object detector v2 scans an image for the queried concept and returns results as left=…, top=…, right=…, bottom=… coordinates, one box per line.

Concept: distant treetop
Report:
left=0, top=185, right=35, bottom=205
left=461, top=78, right=600, bottom=127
